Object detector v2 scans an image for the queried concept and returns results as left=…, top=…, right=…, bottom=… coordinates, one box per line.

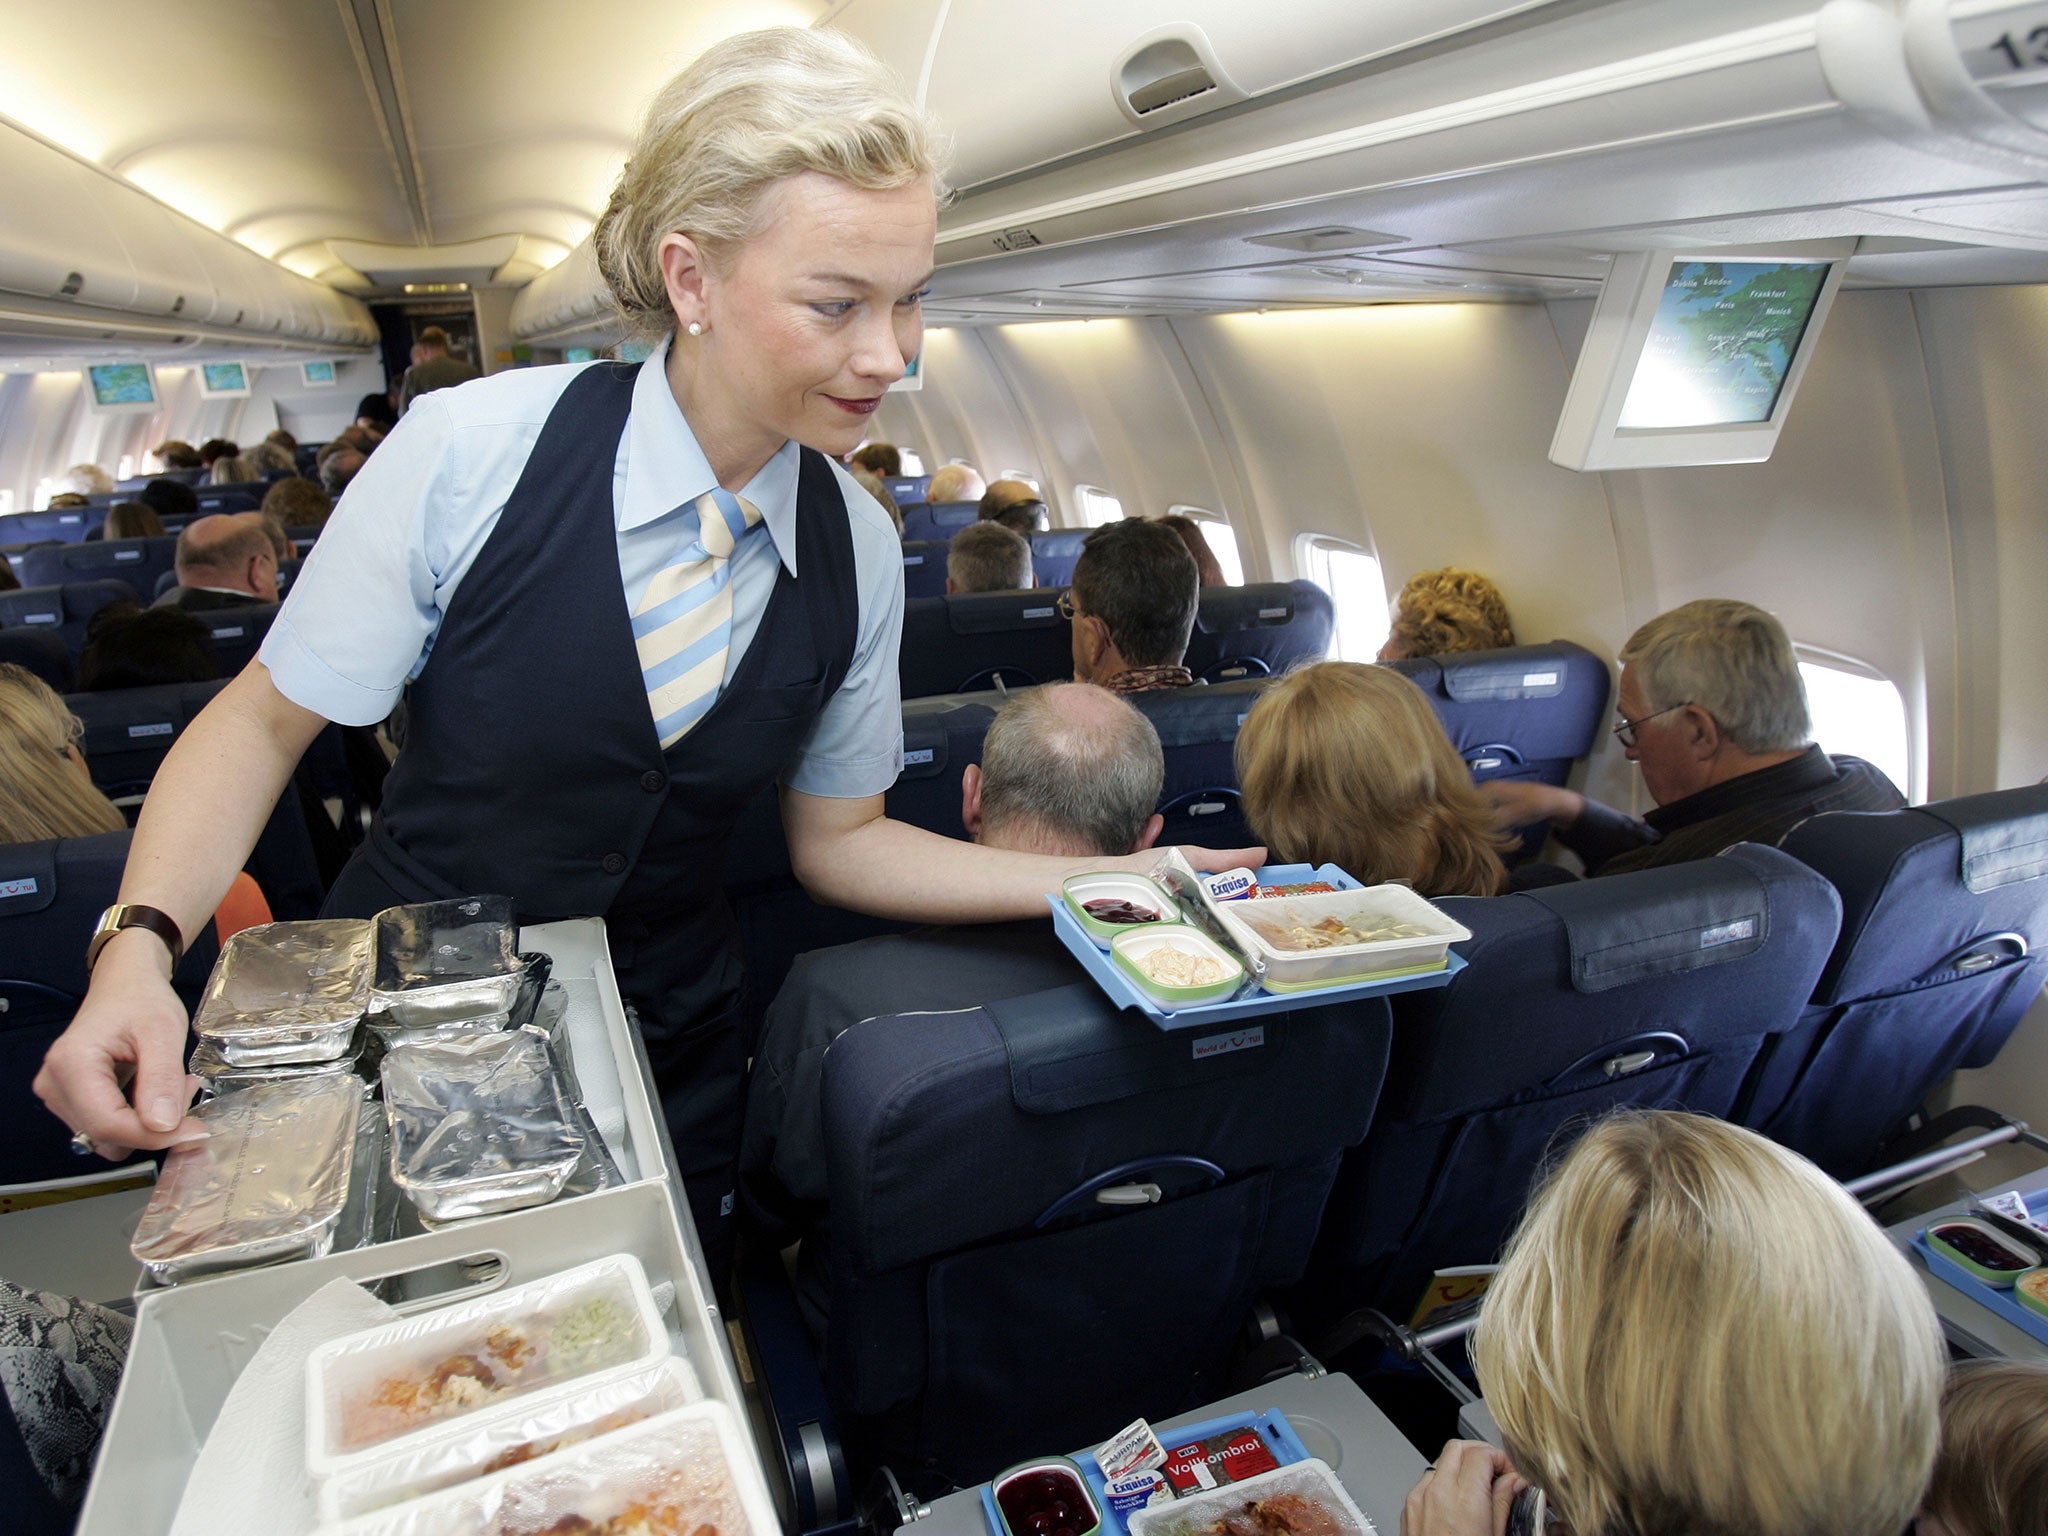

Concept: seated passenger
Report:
left=263, top=428, right=298, bottom=456
left=260, top=475, right=333, bottom=535
left=982, top=496, right=1047, bottom=537
left=137, top=476, right=199, bottom=528
left=850, top=441, right=900, bottom=478
left=1065, top=517, right=1199, bottom=694
left=78, top=605, right=219, bottom=691
left=153, top=513, right=279, bottom=611
left=354, top=391, right=398, bottom=435
left=196, top=438, right=238, bottom=471
left=1237, top=662, right=1511, bottom=896
left=208, top=454, right=261, bottom=486
left=53, top=464, right=113, bottom=498
left=946, top=520, right=1033, bottom=594
left=0, top=562, right=18, bottom=593
left=980, top=477, right=1039, bottom=518
left=1159, top=512, right=1228, bottom=587
left=1404, top=1111, right=1942, bottom=1536
left=1378, top=567, right=1514, bottom=660
left=43, top=493, right=90, bottom=511
left=154, top=439, right=202, bottom=471
left=241, top=440, right=297, bottom=477
left=927, top=461, right=985, bottom=504
left=848, top=467, right=903, bottom=534
left=740, top=682, right=1163, bottom=1241
left=1920, top=1361, right=2048, bottom=1536
left=1484, top=599, right=1904, bottom=876
left=99, top=502, right=164, bottom=541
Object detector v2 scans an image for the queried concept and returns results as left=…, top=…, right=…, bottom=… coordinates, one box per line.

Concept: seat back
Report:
left=1305, top=843, right=1841, bottom=1321
left=820, top=983, right=1390, bottom=1485
left=1760, top=785, right=2048, bottom=1176
left=1127, top=678, right=1274, bottom=848
left=0, top=508, right=98, bottom=545
left=1383, top=640, right=1611, bottom=791
left=196, top=484, right=264, bottom=514
left=1028, top=528, right=1088, bottom=588
left=1182, top=581, right=1335, bottom=683
left=898, top=540, right=950, bottom=600
left=898, top=500, right=978, bottom=543
left=0, top=830, right=221, bottom=1182
left=17, top=536, right=179, bottom=603
left=0, top=628, right=75, bottom=693
left=186, top=602, right=281, bottom=675
left=881, top=474, right=931, bottom=505
left=0, top=581, right=136, bottom=653
left=899, top=590, right=1072, bottom=698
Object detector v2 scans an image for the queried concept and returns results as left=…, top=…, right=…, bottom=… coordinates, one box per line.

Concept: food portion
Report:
left=1932, top=1221, right=2031, bottom=1272
left=996, top=1465, right=1099, bottom=1536
left=1241, top=911, right=1433, bottom=952
left=1136, top=945, right=1232, bottom=988
left=1083, top=898, right=1161, bottom=925
left=1130, top=1463, right=1368, bottom=1536
left=1193, top=1491, right=1350, bottom=1536
left=1250, top=883, right=1337, bottom=899
left=2018, top=1269, right=2048, bottom=1309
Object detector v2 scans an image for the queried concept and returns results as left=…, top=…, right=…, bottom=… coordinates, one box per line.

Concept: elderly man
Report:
left=740, top=682, right=1164, bottom=1240
left=1063, top=517, right=1200, bottom=694
left=926, top=461, right=986, bottom=504
left=152, top=513, right=280, bottom=611
left=946, top=520, right=1034, bottom=594
left=979, top=479, right=1048, bottom=536
left=1486, top=598, right=1903, bottom=876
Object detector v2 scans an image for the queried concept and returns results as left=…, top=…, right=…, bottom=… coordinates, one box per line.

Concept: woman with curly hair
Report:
left=1379, top=566, right=1514, bottom=660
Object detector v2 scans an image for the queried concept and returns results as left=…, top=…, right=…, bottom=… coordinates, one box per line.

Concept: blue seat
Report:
left=1756, top=785, right=2048, bottom=1177
left=784, top=982, right=1390, bottom=1490
left=880, top=474, right=930, bottom=504
left=1029, top=528, right=1087, bottom=587
left=17, top=536, right=178, bottom=604
left=1384, top=640, right=1610, bottom=792
left=899, top=590, right=1071, bottom=699
left=0, top=830, right=221, bottom=1183
left=0, top=581, right=136, bottom=654
left=0, top=629, right=75, bottom=693
left=0, top=508, right=99, bottom=545
left=1302, top=843, right=1841, bottom=1323
left=898, top=540, right=949, bottom=600
left=185, top=603, right=280, bottom=676
left=899, top=500, right=978, bottom=543
left=194, top=488, right=260, bottom=515
left=1183, top=581, right=1335, bottom=684
left=1127, top=678, right=1273, bottom=849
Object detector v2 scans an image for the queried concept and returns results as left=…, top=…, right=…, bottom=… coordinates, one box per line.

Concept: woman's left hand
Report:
left=1402, top=1440, right=1524, bottom=1536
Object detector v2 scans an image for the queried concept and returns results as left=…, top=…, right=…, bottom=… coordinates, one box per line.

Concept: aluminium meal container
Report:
left=1216, top=884, right=1472, bottom=990
left=188, top=1036, right=365, bottom=1098
left=190, top=918, right=373, bottom=1065
left=381, top=1030, right=588, bottom=1222
left=1061, top=873, right=1181, bottom=948
left=1128, top=1459, right=1373, bottom=1536
left=305, top=1253, right=668, bottom=1479
left=328, top=1396, right=777, bottom=1536
left=369, top=896, right=523, bottom=1028
left=316, top=1355, right=702, bottom=1523
left=129, top=1074, right=361, bottom=1284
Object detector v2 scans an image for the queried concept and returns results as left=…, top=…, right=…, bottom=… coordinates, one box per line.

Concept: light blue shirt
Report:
left=260, top=339, right=905, bottom=798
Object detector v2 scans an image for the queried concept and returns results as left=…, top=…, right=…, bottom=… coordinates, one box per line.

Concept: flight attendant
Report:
left=34, top=28, right=1257, bottom=1258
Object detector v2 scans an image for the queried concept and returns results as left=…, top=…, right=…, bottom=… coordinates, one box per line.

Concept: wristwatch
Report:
left=86, top=904, right=186, bottom=973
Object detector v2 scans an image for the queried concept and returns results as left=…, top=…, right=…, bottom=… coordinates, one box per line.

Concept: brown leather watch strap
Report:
left=87, top=904, right=186, bottom=973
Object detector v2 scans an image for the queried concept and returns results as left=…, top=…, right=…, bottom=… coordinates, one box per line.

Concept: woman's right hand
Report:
left=33, top=928, right=205, bottom=1159
left=1402, top=1440, right=1525, bottom=1536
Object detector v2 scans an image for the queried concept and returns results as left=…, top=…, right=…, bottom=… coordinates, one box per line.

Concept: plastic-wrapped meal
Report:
left=1240, top=910, right=1433, bottom=952
left=1128, top=1462, right=1372, bottom=1536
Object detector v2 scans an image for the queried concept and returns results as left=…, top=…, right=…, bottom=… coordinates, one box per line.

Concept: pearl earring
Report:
left=686, top=321, right=703, bottom=337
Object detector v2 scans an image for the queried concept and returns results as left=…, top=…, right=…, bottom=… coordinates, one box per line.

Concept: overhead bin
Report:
left=508, top=240, right=611, bottom=344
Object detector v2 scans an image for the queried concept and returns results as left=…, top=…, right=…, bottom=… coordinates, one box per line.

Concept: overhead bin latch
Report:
left=1113, top=25, right=1248, bottom=131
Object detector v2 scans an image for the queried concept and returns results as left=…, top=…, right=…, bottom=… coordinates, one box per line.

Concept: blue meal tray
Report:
left=1049, top=862, right=1464, bottom=1030
left=1912, top=1186, right=2048, bottom=1349
left=980, top=1407, right=1311, bottom=1536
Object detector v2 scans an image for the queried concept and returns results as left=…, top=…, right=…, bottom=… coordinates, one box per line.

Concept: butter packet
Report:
left=1098, top=1417, right=1169, bottom=1483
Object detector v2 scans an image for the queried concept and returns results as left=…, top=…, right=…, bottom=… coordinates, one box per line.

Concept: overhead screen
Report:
left=85, top=362, right=159, bottom=412
left=301, top=360, right=338, bottom=387
left=1549, top=243, right=1852, bottom=471
left=198, top=361, right=251, bottom=398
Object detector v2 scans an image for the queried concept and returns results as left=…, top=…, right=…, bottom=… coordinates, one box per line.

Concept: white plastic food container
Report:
left=327, top=1397, right=779, bottom=1536
left=1218, top=884, right=1472, bottom=990
left=305, top=1254, right=668, bottom=1480
left=1128, top=1459, right=1374, bottom=1536
left=316, top=1355, right=702, bottom=1522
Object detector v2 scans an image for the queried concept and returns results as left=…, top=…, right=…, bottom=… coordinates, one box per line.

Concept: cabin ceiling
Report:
left=0, top=0, right=825, bottom=295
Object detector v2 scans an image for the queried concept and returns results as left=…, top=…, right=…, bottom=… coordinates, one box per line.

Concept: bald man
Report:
left=979, top=478, right=1047, bottom=535
left=927, top=462, right=986, bottom=504
left=154, top=512, right=280, bottom=611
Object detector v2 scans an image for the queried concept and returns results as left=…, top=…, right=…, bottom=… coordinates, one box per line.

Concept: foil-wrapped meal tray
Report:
left=130, top=1074, right=361, bottom=1284
left=369, top=896, right=523, bottom=1028
left=188, top=1037, right=365, bottom=1099
left=382, top=1030, right=586, bottom=1222
left=367, top=950, right=552, bottom=1048
left=190, top=918, right=373, bottom=1065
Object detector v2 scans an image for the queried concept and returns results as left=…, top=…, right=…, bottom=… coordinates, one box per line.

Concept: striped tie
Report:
left=633, top=487, right=762, bottom=748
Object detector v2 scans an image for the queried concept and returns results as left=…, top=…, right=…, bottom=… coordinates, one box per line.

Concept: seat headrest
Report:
left=1439, top=643, right=1575, bottom=702
left=985, top=983, right=1283, bottom=1112
left=0, top=840, right=60, bottom=918
left=1125, top=678, right=1272, bottom=748
left=1521, top=850, right=1776, bottom=992
left=1921, top=784, right=2048, bottom=893
left=940, top=592, right=1064, bottom=634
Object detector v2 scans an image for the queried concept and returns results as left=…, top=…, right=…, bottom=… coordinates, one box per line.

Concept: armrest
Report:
left=737, top=1244, right=855, bottom=1534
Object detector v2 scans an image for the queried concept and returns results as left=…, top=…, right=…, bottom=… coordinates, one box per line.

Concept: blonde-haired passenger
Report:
left=1236, top=662, right=1510, bottom=896
left=1406, top=1111, right=1946, bottom=1536
left=0, top=665, right=126, bottom=846
left=54, top=464, right=114, bottom=499
left=1378, top=567, right=1513, bottom=661
left=1920, top=1361, right=2048, bottom=1536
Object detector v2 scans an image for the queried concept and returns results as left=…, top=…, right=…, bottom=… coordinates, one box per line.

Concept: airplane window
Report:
left=1167, top=505, right=1244, bottom=586
left=116, top=453, right=135, bottom=481
left=0, top=489, right=14, bottom=516
left=1077, top=486, right=1124, bottom=527
left=1797, top=651, right=1914, bottom=801
left=899, top=449, right=926, bottom=476
left=998, top=472, right=1041, bottom=492
left=1295, top=534, right=1389, bottom=663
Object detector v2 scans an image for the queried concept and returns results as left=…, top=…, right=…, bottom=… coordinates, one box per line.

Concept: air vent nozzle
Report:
left=1114, top=26, right=1245, bottom=131
left=58, top=271, right=84, bottom=298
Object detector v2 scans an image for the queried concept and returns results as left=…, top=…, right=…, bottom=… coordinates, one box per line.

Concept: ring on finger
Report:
left=68, top=1130, right=97, bottom=1157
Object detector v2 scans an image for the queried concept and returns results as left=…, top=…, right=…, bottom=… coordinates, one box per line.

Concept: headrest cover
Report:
left=1440, top=644, right=1571, bottom=703
left=1522, top=857, right=1771, bottom=992
left=0, top=840, right=59, bottom=918
left=897, top=712, right=951, bottom=780
left=1922, top=786, right=2048, bottom=893
left=985, top=983, right=1276, bottom=1113
left=943, top=593, right=1063, bottom=634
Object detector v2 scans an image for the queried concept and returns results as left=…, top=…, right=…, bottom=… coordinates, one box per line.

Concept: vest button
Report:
left=601, top=852, right=628, bottom=876
left=639, top=770, right=666, bottom=794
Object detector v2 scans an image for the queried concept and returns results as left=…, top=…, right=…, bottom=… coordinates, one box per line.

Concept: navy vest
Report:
left=326, top=362, right=860, bottom=1052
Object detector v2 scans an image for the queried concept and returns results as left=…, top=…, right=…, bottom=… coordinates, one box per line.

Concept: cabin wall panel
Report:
left=870, top=327, right=1040, bottom=505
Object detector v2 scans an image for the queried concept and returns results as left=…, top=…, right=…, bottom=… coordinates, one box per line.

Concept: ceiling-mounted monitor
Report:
left=84, top=362, right=159, bottom=413
left=301, top=360, right=338, bottom=387
left=198, top=361, right=252, bottom=398
left=887, top=350, right=924, bottom=393
left=1549, top=242, right=1853, bottom=471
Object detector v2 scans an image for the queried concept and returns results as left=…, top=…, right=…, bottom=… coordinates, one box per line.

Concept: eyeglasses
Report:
left=1611, top=701, right=1690, bottom=749
left=1055, top=591, right=1078, bottom=621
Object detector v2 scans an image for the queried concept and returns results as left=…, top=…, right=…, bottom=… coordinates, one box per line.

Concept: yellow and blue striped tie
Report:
left=634, top=487, right=762, bottom=748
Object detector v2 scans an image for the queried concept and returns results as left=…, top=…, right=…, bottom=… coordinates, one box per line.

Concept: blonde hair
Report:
left=1386, top=567, right=1514, bottom=658
left=1235, top=662, right=1509, bottom=896
left=1620, top=598, right=1811, bottom=754
left=1473, top=1112, right=1945, bottom=1536
left=0, top=664, right=126, bottom=844
left=594, top=27, right=945, bottom=341
left=1925, top=1361, right=2048, bottom=1536
left=56, top=463, right=114, bottom=497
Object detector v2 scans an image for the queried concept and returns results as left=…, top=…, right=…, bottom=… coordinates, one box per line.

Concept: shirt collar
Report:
left=619, top=335, right=802, bottom=575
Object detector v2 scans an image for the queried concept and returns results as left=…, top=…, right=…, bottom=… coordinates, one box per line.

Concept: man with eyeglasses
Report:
left=1482, top=598, right=1903, bottom=877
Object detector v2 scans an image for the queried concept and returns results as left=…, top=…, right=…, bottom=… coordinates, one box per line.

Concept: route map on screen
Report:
left=1618, top=261, right=1830, bottom=430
